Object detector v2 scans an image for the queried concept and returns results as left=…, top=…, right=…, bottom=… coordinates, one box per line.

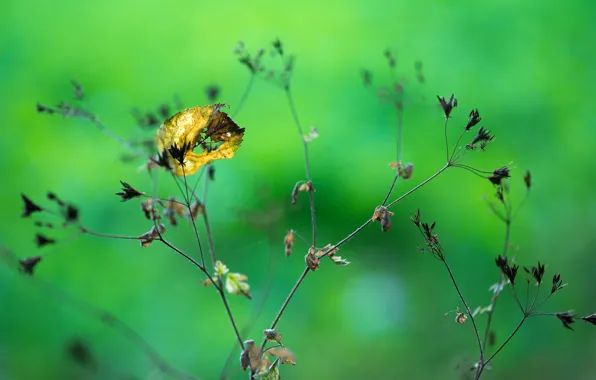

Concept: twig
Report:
left=202, top=172, right=245, bottom=350
left=286, top=89, right=317, bottom=247
left=232, top=74, right=256, bottom=119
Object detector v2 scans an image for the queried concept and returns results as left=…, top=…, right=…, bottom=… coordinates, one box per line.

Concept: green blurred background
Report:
left=2, top=0, right=596, bottom=379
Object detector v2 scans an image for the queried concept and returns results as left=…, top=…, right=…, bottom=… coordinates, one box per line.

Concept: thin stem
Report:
left=158, top=237, right=205, bottom=273
left=387, top=163, right=450, bottom=208
left=449, top=130, right=467, bottom=163
left=202, top=178, right=244, bottom=350
left=83, top=114, right=152, bottom=160
left=382, top=172, right=400, bottom=206
left=319, top=219, right=373, bottom=259
left=477, top=316, right=527, bottom=378
left=286, top=89, right=317, bottom=247
left=442, top=258, right=484, bottom=365
left=232, top=74, right=256, bottom=119
left=395, top=107, right=403, bottom=163
left=173, top=169, right=207, bottom=269
left=382, top=108, right=404, bottom=206
left=259, top=267, right=310, bottom=353
left=479, top=203, right=513, bottom=372
left=80, top=227, right=141, bottom=241
left=443, top=118, right=449, bottom=163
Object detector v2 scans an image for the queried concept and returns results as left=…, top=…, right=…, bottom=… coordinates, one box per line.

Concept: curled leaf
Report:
left=268, top=347, right=296, bottom=365
left=141, top=199, right=154, bottom=220
left=240, top=339, right=262, bottom=372
left=155, top=104, right=245, bottom=176
left=455, top=312, right=468, bottom=324
left=330, top=255, right=351, bottom=266
left=138, top=224, right=165, bottom=247
left=305, top=247, right=320, bottom=271
left=371, top=206, right=394, bottom=232
left=284, top=230, right=295, bottom=257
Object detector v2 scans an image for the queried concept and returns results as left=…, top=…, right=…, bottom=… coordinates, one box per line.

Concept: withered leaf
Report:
left=155, top=104, right=245, bottom=176
left=138, top=224, right=165, bottom=247
left=305, top=248, right=320, bottom=271
left=268, top=347, right=296, bottom=365
left=284, top=230, right=295, bottom=257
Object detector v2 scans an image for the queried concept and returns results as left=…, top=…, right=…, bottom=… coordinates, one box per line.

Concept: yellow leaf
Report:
left=155, top=104, right=245, bottom=176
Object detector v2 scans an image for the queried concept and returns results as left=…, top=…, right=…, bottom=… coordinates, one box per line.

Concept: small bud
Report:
left=205, top=85, right=220, bottom=103
left=437, top=94, right=457, bottom=119
left=263, top=328, right=282, bottom=342
left=389, top=161, right=401, bottom=170
left=556, top=311, right=576, bottom=330
left=465, top=109, right=481, bottom=131
left=19, top=256, right=42, bottom=275
left=384, top=49, right=396, bottom=68
left=167, top=142, right=191, bottom=167
left=488, top=167, right=510, bottom=186
left=410, top=209, right=421, bottom=227
left=582, top=314, right=596, bottom=325
left=35, top=233, right=55, bottom=248
left=524, top=170, right=532, bottom=190
left=467, top=127, right=494, bottom=151
left=361, top=70, right=372, bottom=87
left=115, top=181, right=144, bottom=202
left=21, top=194, right=43, bottom=218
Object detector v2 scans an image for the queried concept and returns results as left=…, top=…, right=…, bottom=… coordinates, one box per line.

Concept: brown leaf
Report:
left=138, top=224, right=165, bottom=247
left=371, top=206, right=394, bottom=232
left=284, top=230, right=295, bottom=257
left=305, top=247, right=320, bottom=271
left=268, top=347, right=296, bottom=365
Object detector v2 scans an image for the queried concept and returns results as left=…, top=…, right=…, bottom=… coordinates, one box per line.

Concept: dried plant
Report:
left=3, top=39, right=594, bottom=380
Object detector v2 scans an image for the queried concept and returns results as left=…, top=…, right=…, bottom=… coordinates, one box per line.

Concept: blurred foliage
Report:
left=1, top=0, right=596, bottom=379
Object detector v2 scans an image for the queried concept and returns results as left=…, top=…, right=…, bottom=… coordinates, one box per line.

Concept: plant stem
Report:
left=442, top=258, right=484, bottom=367
left=387, top=163, right=450, bottom=208
left=202, top=178, right=245, bottom=351
left=476, top=316, right=527, bottom=379
left=286, top=89, right=317, bottom=247
left=232, top=74, right=256, bottom=119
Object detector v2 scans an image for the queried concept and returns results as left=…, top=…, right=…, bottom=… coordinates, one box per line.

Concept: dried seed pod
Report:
left=284, top=230, right=295, bottom=257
